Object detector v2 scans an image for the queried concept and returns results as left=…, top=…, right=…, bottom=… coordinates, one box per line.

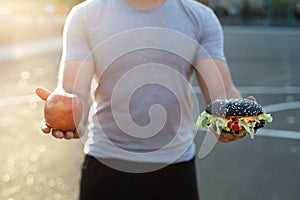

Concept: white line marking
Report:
left=1, top=87, right=300, bottom=140
left=1, top=87, right=299, bottom=106
left=264, top=102, right=300, bottom=112
left=0, top=26, right=297, bottom=62
left=237, top=86, right=300, bottom=94
left=193, top=86, right=300, bottom=95
left=197, top=128, right=300, bottom=140
left=0, top=37, right=62, bottom=62
left=0, top=95, right=41, bottom=106
left=258, top=129, right=300, bottom=140
left=224, top=26, right=300, bottom=36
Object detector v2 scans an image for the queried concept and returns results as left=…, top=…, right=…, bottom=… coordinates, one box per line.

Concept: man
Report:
left=41, top=0, right=254, bottom=199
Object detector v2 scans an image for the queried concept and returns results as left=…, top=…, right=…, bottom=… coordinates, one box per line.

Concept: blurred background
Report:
left=200, top=0, right=300, bottom=26
left=0, top=0, right=299, bottom=200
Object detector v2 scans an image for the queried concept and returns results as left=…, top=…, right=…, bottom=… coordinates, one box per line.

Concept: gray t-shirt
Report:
left=63, top=0, right=225, bottom=164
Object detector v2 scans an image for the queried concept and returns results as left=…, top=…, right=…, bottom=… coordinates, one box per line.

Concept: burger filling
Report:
left=196, top=111, right=273, bottom=139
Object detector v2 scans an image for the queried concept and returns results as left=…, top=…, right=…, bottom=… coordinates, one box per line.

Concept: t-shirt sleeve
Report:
left=196, top=9, right=226, bottom=62
left=61, top=7, right=93, bottom=63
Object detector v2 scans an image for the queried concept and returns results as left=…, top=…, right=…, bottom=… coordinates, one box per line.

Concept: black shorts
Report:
left=80, top=155, right=199, bottom=200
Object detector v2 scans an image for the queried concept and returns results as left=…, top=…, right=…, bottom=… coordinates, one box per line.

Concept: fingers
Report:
left=52, top=130, right=65, bottom=139
left=51, top=130, right=79, bottom=139
left=247, top=96, right=256, bottom=101
left=40, top=119, right=82, bottom=140
left=218, top=134, right=243, bottom=143
left=41, top=119, right=51, bottom=134
left=212, top=131, right=246, bottom=143
left=52, top=130, right=82, bottom=139
left=218, top=133, right=236, bottom=143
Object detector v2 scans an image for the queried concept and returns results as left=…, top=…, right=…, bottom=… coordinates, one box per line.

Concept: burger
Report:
left=196, top=98, right=273, bottom=139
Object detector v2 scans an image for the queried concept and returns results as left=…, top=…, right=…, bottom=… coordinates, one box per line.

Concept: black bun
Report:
left=206, top=98, right=263, bottom=117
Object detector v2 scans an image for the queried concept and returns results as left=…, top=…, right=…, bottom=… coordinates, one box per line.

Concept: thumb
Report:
left=35, top=87, right=51, bottom=101
left=247, top=96, right=256, bottom=102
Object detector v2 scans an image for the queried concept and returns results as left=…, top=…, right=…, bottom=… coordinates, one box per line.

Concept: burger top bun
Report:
left=206, top=98, right=263, bottom=117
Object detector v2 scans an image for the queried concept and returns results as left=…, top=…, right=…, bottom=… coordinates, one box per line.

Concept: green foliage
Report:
left=273, top=0, right=298, bottom=17
left=194, top=0, right=299, bottom=18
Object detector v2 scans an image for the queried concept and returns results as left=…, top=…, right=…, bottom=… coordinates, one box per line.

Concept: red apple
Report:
left=35, top=87, right=82, bottom=131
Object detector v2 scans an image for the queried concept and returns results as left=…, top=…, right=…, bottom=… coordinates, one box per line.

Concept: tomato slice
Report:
left=227, top=120, right=245, bottom=132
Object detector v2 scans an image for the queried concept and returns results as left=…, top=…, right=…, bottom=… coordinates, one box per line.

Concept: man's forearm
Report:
left=211, top=87, right=242, bottom=101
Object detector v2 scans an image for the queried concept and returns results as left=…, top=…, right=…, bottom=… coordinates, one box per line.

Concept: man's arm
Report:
left=195, top=58, right=247, bottom=142
left=195, top=58, right=241, bottom=104
left=41, top=60, right=94, bottom=139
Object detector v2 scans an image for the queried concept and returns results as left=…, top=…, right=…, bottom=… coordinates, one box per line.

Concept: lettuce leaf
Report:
left=211, top=117, right=227, bottom=135
left=196, top=111, right=273, bottom=139
left=196, top=111, right=227, bottom=135
left=196, top=111, right=211, bottom=128
left=238, top=118, right=255, bottom=139
left=262, top=113, right=273, bottom=123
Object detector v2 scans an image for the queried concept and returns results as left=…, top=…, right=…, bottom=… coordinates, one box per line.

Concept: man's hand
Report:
left=41, top=119, right=83, bottom=140
left=212, top=131, right=246, bottom=143
left=39, top=60, right=93, bottom=140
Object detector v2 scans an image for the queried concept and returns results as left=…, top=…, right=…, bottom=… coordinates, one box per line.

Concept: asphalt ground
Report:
left=195, top=26, right=300, bottom=200
left=0, top=51, right=83, bottom=200
left=0, top=26, right=299, bottom=200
